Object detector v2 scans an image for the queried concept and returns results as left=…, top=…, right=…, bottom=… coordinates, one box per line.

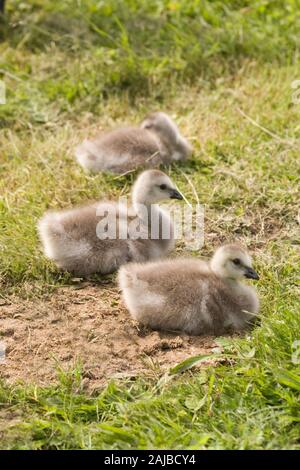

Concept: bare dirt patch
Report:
left=0, top=283, right=217, bottom=390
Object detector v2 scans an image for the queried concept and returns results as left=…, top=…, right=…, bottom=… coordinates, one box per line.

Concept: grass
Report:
left=0, top=0, right=300, bottom=449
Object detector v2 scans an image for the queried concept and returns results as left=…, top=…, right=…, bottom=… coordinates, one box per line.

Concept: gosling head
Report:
left=210, top=244, right=259, bottom=281
left=132, top=169, right=183, bottom=207
left=141, top=112, right=192, bottom=160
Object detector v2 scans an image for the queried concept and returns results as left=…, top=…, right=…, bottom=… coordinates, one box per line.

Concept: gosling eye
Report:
left=143, top=121, right=153, bottom=129
left=232, top=258, right=241, bottom=266
left=159, top=184, right=167, bottom=190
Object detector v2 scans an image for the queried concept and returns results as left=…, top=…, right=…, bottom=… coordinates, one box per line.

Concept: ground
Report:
left=0, top=0, right=300, bottom=450
left=1, top=284, right=217, bottom=389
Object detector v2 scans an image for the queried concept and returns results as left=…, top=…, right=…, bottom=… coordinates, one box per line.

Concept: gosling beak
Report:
left=244, top=267, right=260, bottom=280
left=170, top=189, right=183, bottom=200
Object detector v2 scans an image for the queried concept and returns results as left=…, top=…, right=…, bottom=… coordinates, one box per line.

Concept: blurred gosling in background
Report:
left=75, top=112, right=192, bottom=174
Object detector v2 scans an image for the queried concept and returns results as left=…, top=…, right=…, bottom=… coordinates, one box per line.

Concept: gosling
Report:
left=118, top=244, right=260, bottom=336
left=38, top=170, right=183, bottom=276
left=75, top=112, right=192, bottom=174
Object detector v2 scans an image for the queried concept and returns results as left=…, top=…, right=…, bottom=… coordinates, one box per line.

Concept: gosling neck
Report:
left=132, top=190, right=160, bottom=225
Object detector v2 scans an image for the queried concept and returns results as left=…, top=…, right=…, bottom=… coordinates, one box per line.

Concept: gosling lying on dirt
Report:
left=75, top=112, right=192, bottom=174
left=38, top=170, right=183, bottom=276
left=118, top=244, right=260, bottom=335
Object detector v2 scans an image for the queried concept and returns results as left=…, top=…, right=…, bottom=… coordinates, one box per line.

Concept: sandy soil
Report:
left=0, top=282, right=218, bottom=390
